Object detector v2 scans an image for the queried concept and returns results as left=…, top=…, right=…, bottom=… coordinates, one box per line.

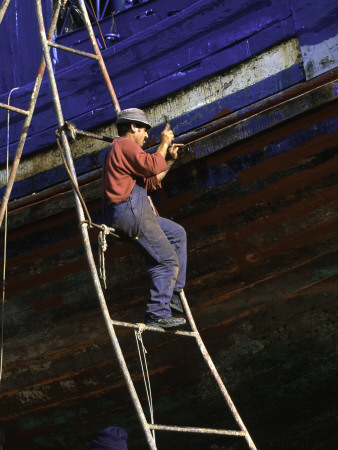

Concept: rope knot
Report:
left=98, top=224, right=113, bottom=288
left=136, top=323, right=146, bottom=343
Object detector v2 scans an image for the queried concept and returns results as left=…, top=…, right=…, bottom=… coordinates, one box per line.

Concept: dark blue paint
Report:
left=290, top=0, right=338, bottom=80
left=290, top=0, right=338, bottom=46
left=0, top=11, right=296, bottom=162
left=167, top=115, right=338, bottom=197
left=2, top=218, right=78, bottom=260
left=1, top=207, right=102, bottom=261
left=53, top=0, right=197, bottom=70
left=0, top=63, right=304, bottom=200
left=335, top=85, right=338, bottom=97
left=1, top=0, right=337, bottom=159
left=0, top=1, right=51, bottom=95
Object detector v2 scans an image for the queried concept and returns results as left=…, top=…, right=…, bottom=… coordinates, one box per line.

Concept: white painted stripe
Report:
left=0, top=38, right=302, bottom=188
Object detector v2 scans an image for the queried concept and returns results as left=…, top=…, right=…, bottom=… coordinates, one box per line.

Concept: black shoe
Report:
left=145, top=316, right=186, bottom=329
left=169, top=292, right=184, bottom=313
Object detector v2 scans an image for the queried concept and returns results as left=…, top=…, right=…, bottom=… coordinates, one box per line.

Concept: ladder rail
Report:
left=35, top=1, right=156, bottom=448
left=78, top=0, right=120, bottom=113
left=180, top=290, right=257, bottom=449
left=0, top=1, right=62, bottom=230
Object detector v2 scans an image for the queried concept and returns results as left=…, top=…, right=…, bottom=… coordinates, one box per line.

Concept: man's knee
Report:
left=164, top=248, right=179, bottom=270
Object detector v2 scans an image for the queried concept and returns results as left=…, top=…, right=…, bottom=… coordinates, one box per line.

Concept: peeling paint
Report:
left=302, top=34, right=338, bottom=79
left=18, top=388, right=51, bottom=406
left=0, top=39, right=301, bottom=188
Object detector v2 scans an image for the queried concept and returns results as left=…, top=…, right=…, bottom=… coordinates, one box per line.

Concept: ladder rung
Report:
left=149, top=424, right=247, bottom=436
left=0, top=102, right=29, bottom=116
left=111, top=319, right=197, bottom=337
left=47, top=41, right=99, bottom=60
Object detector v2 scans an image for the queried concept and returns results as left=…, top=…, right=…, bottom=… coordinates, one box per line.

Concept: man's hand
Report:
left=157, top=123, right=183, bottom=164
left=160, top=123, right=174, bottom=147
left=167, top=143, right=184, bottom=160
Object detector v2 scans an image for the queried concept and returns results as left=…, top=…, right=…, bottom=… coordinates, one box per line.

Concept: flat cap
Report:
left=116, top=108, right=151, bottom=130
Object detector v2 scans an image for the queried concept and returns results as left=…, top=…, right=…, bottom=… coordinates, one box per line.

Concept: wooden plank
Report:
left=0, top=1, right=294, bottom=161
left=0, top=58, right=305, bottom=201
left=2, top=72, right=336, bottom=222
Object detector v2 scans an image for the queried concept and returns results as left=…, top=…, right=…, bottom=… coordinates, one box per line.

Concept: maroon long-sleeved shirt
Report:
left=102, top=137, right=168, bottom=205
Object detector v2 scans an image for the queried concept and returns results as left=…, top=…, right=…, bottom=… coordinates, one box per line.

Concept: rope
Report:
left=87, top=0, right=107, bottom=50
left=1, top=87, right=19, bottom=389
left=60, top=120, right=112, bottom=142
left=55, top=124, right=121, bottom=288
left=55, top=125, right=121, bottom=238
left=55, top=132, right=94, bottom=227
left=135, top=324, right=156, bottom=442
left=98, top=224, right=113, bottom=288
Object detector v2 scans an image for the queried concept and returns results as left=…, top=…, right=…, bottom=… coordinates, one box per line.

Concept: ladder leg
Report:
left=35, top=2, right=156, bottom=448
left=77, top=0, right=121, bottom=113
left=0, top=1, right=62, bottom=230
left=180, top=290, right=257, bottom=449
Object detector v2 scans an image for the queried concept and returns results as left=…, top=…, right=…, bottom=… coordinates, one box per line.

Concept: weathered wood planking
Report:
left=1, top=0, right=337, bottom=165
left=0, top=0, right=197, bottom=94
left=1, top=81, right=337, bottom=449
left=5, top=64, right=338, bottom=217
left=0, top=0, right=295, bottom=161
left=0, top=38, right=305, bottom=198
left=0, top=0, right=52, bottom=95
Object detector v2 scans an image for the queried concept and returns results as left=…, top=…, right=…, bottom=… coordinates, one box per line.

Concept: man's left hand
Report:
left=167, top=143, right=184, bottom=160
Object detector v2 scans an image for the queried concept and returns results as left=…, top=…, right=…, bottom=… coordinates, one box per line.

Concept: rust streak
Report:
left=33, top=295, right=63, bottom=312
left=224, top=227, right=248, bottom=271
left=192, top=247, right=338, bottom=308
left=252, top=217, right=338, bottom=259
left=183, top=157, right=338, bottom=230
left=198, top=271, right=338, bottom=334
left=237, top=183, right=338, bottom=238
left=239, top=131, right=338, bottom=186
left=205, top=100, right=338, bottom=168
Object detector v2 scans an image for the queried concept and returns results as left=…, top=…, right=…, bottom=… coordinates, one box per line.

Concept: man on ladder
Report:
left=102, top=108, right=187, bottom=329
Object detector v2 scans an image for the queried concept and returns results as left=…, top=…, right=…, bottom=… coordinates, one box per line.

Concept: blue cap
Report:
left=90, top=427, right=128, bottom=450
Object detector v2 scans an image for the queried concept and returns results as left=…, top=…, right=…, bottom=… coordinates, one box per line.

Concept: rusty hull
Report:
left=1, top=79, right=338, bottom=449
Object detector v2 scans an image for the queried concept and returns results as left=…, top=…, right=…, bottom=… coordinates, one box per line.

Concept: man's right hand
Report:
left=160, top=123, right=174, bottom=147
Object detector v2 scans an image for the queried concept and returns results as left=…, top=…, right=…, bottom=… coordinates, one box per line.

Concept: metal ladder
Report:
left=2, top=1, right=257, bottom=448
